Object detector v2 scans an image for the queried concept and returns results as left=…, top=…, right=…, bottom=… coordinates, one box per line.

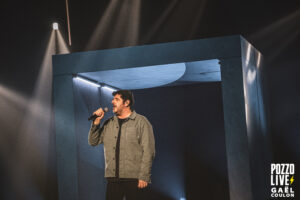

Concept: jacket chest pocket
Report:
left=125, top=127, right=139, bottom=142
left=103, top=125, right=118, bottom=143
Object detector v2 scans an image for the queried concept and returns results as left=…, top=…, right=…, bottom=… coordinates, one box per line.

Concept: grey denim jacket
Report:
left=88, top=111, right=155, bottom=183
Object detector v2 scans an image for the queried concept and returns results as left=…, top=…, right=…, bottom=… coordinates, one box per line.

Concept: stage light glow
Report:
left=85, top=0, right=119, bottom=50
left=85, top=0, right=141, bottom=50
left=247, top=68, right=256, bottom=84
left=107, top=0, right=141, bottom=47
left=257, top=52, right=261, bottom=68
left=249, top=9, right=300, bottom=60
left=56, top=29, right=70, bottom=54
left=142, top=0, right=207, bottom=43
left=0, top=29, right=57, bottom=199
left=245, top=43, right=252, bottom=66
left=0, top=84, right=29, bottom=109
left=102, top=85, right=117, bottom=92
left=180, top=198, right=186, bottom=200
left=1, top=24, right=71, bottom=199
left=74, top=76, right=100, bottom=88
left=142, top=0, right=178, bottom=42
left=53, top=22, right=59, bottom=30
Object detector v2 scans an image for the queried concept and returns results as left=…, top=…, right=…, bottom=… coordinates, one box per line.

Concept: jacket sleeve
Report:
left=88, top=119, right=109, bottom=146
left=138, top=117, right=155, bottom=183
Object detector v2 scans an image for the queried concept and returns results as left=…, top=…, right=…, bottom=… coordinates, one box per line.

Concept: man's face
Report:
left=112, top=94, right=128, bottom=115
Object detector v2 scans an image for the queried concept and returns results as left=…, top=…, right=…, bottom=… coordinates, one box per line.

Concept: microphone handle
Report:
left=88, top=114, right=98, bottom=121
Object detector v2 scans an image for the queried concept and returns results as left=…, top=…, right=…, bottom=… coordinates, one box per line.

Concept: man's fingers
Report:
left=93, top=108, right=104, bottom=117
left=141, top=182, right=147, bottom=188
left=138, top=180, right=148, bottom=188
left=97, top=108, right=104, bottom=116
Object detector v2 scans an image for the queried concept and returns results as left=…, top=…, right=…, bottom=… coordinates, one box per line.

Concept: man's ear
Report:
left=124, top=100, right=130, bottom=107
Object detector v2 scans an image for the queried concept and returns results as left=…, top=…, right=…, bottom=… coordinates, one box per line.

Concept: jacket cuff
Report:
left=138, top=175, right=151, bottom=183
left=90, top=123, right=99, bottom=130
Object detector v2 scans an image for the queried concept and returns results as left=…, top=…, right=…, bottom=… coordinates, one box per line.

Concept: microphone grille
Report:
left=104, top=107, right=109, bottom=112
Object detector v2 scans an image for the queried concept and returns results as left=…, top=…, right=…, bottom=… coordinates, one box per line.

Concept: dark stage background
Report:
left=1, top=0, right=300, bottom=199
left=134, top=83, right=229, bottom=200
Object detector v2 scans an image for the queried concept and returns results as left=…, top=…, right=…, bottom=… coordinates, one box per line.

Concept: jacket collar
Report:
left=128, top=110, right=136, bottom=120
left=113, top=110, right=136, bottom=121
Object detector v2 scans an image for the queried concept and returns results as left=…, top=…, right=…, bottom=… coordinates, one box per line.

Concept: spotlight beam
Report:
left=85, top=0, right=120, bottom=50
left=142, top=0, right=179, bottom=43
left=56, top=30, right=70, bottom=54
left=85, top=0, right=141, bottom=50
left=249, top=9, right=300, bottom=60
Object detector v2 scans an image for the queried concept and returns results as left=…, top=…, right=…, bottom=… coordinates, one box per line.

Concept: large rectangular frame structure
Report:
left=52, top=35, right=270, bottom=200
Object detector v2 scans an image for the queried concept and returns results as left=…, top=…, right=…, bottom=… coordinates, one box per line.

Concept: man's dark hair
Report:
left=112, top=90, right=134, bottom=110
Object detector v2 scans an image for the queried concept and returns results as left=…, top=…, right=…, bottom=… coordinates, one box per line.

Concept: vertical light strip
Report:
left=256, top=52, right=261, bottom=68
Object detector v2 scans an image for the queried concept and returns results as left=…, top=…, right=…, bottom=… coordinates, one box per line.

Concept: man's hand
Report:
left=93, top=108, right=105, bottom=125
left=138, top=180, right=148, bottom=189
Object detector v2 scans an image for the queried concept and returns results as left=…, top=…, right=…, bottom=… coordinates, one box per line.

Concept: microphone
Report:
left=88, top=107, right=109, bottom=121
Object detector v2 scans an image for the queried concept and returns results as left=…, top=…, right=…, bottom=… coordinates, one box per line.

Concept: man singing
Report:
left=88, top=90, right=155, bottom=200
